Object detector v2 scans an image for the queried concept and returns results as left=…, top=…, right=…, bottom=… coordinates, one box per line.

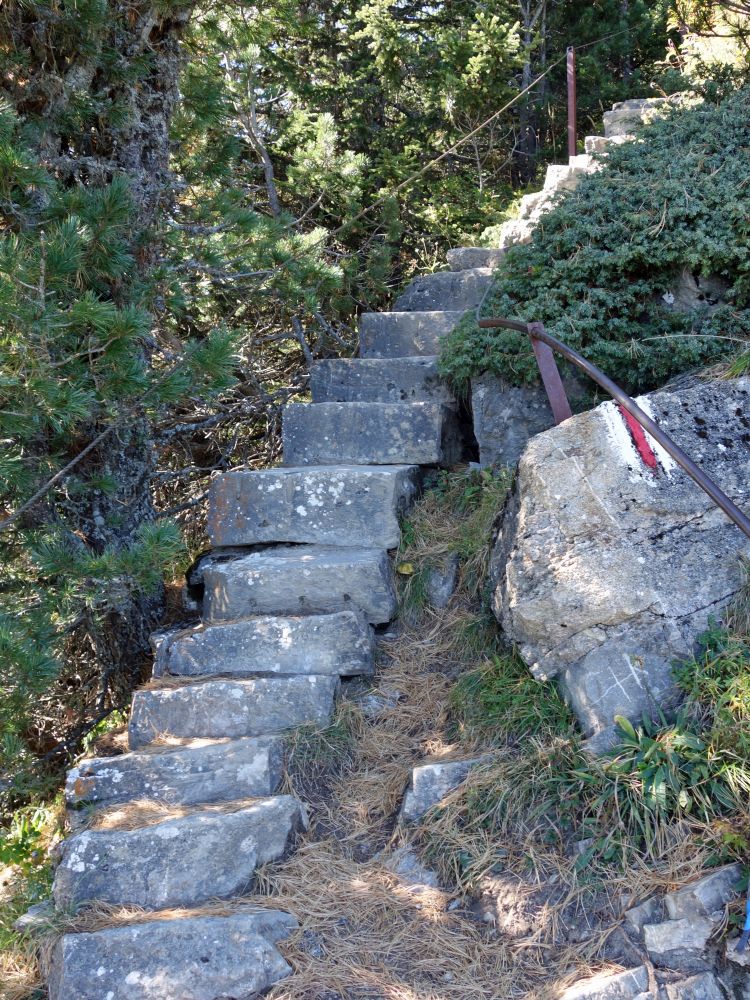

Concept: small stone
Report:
left=664, top=864, right=742, bottom=921
left=560, top=965, right=650, bottom=1000
left=425, top=553, right=460, bottom=609
left=623, top=897, right=662, bottom=937
left=13, top=899, right=55, bottom=934
left=643, top=917, right=713, bottom=972
left=400, top=757, right=489, bottom=822
left=663, top=972, right=724, bottom=1000
left=726, top=936, right=750, bottom=968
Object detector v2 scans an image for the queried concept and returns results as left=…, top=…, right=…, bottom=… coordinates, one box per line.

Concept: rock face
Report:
left=491, top=378, right=750, bottom=739
left=471, top=375, right=587, bottom=467
left=48, top=908, right=297, bottom=1000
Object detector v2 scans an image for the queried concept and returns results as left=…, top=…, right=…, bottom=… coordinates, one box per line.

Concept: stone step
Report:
left=65, top=736, right=284, bottom=811
left=203, top=546, right=396, bottom=625
left=283, top=401, right=461, bottom=467
left=129, top=675, right=338, bottom=748
left=154, top=610, right=374, bottom=680
left=53, top=795, right=306, bottom=910
left=49, top=908, right=297, bottom=1000
left=208, top=465, right=420, bottom=549
left=359, top=310, right=463, bottom=359
left=446, top=247, right=505, bottom=271
left=311, top=357, right=456, bottom=407
left=393, top=267, right=492, bottom=312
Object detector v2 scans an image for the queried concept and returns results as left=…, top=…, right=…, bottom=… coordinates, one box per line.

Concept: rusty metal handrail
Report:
left=477, top=317, right=750, bottom=542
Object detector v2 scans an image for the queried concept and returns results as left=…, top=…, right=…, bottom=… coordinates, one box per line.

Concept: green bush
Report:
left=439, top=87, right=750, bottom=395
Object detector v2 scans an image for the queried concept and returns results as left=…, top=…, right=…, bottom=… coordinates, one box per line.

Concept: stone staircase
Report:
left=45, top=120, right=632, bottom=999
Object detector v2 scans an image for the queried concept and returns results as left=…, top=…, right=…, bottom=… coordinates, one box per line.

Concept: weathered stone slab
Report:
left=664, top=864, right=742, bottom=921
left=561, top=966, right=650, bottom=1000
left=48, top=909, right=297, bottom=1000
left=603, top=97, right=668, bottom=137
left=283, top=402, right=462, bottom=467
left=203, top=546, right=396, bottom=624
left=311, top=357, right=455, bottom=407
left=154, top=611, right=374, bottom=680
left=394, top=268, right=493, bottom=312
left=208, top=465, right=420, bottom=549
left=663, top=973, right=724, bottom=1000
left=129, top=675, right=337, bottom=748
left=65, top=736, right=284, bottom=810
left=643, top=917, right=713, bottom=972
left=53, top=796, right=306, bottom=909
left=400, top=757, right=488, bottom=822
left=359, top=311, right=463, bottom=359
left=491, top=378, right=750, bottom=739
left=446, top=247, right=505, bottom=271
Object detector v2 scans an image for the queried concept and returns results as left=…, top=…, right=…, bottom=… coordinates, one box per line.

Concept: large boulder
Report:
left=490, top=377, right=750, bottom=741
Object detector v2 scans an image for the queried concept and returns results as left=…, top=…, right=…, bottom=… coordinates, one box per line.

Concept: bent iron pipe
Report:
left=476, top=317, right=750, bottom=543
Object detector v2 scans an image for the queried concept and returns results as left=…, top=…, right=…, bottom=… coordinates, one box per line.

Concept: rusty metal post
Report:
left=567, top=46, right=577, bottom=158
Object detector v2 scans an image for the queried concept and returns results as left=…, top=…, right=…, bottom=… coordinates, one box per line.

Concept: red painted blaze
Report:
left=618, top=404, right=659, bottom=471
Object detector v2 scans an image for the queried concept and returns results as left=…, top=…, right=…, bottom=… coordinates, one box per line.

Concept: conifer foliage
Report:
left=0, top=3, right=235, bottom=805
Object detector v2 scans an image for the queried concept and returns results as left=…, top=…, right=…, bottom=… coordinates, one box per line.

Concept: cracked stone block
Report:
left=311, top=357, right=456, bottom=408
left=153, top=611, right=374, bottom=680
left=65, top=736, right=284, bottom=810
left=643, top=917, right=713, bottom=972
left=400, top=757, right=488, bottom=822
left=446, top=247, right=505, bottom=271
left=129, top=675, right=338, bottom=748
left=208, top=465, right=420, bottom=549
left=53, top=796, right=307, bottom=910
left=359, top=311, right=464, bottom=359
left=665, top=864, right=742, bottom=921
left=560, top=966, right=650, bottom=1000
left=663, top=973, right=724, bottom=1000
left=202, top=545, right=396, bottom=625
left=48, top=908, right=298, bottom=1000
left=623, top=897, right=662, bottom=937
left=283, top=401, right=462, bottom=467
left=394, top=268, right=493, bottom=312
left=491, top=377, right=750, bottom=738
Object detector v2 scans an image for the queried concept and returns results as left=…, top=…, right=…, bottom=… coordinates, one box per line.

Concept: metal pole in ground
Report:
left=567, top=46, right=577, bottom=157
